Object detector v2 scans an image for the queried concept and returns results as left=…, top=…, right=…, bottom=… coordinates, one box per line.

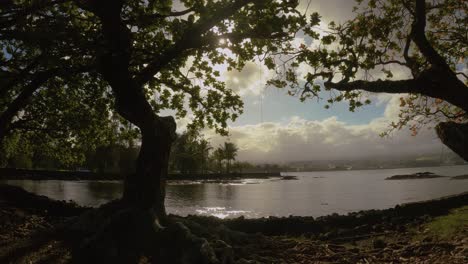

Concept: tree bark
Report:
left=123, top=115, right=175, bottom=216
left=436, top=122, right=468, bottom=162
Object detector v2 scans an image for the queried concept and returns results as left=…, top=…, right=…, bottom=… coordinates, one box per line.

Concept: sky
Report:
left=177, top=0, right=452, bottom=163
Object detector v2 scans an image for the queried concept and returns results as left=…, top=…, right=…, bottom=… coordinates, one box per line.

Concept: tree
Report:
left=198, top=138, right=212, bottom=175
left=170, top=131, right=200, bottom=174
left=271, top=0, right=468, bottom=160
left=170, top=131, right=212, bottom=175
left=1, top=0, right=305, bottom=260
left=212, top=147, right=225, bottom=173
left=0, top=0, right=121, bottom=167
left=222, top=142, right=238, bottom=174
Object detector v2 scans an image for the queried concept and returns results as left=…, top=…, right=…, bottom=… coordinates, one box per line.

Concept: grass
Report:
left=418, top=205, right=468, bottom=240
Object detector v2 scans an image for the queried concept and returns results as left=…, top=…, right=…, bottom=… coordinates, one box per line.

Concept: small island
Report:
left=385, top=172, right=447, bottom=180
left=280, top=175, right=299, bottom=180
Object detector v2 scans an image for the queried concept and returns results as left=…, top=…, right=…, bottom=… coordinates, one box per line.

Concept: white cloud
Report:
left=205, top=97, right=444, bottom=163
left=224, top=61, right=274, bottom=96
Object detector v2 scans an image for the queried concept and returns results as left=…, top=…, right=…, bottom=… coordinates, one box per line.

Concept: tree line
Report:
left=0, top=128, right=257, bottom=175
left=170, top=130, right=242, bottom=175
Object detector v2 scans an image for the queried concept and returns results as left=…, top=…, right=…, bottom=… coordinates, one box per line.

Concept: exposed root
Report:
left=65, top=201, right=229, bottom=263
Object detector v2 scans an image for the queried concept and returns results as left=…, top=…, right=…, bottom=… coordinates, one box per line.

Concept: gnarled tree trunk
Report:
left=90, top=2, right=177, bottom=220
left=99, top=61, right=176, bottom=221
left=436, top=122, right=468, bottom=162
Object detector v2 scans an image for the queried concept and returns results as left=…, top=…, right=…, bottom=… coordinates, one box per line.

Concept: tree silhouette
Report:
left=198, top=138, right=212, bottom=175
left=222, top=142, right=238, bottom=174
left=212, top=147, right=225, bottom=174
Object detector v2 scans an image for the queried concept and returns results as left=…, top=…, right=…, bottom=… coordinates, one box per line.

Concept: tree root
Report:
left=64, top=200, right=232, bottom=263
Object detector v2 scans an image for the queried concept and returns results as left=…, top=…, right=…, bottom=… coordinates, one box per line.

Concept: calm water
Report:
left=2, top=165, right=468, bottom=218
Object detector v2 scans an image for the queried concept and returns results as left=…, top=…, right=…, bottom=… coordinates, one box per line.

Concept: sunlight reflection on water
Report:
left=194, top=207, right=253, bottom=219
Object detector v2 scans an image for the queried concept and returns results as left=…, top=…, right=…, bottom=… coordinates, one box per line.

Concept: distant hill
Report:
left=283, top=152, right=466, bottom=171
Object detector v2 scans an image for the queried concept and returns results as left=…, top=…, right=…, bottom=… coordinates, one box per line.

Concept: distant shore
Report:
left=0, top=167, right=281, bottom=181
left=1, top=165, right=466, bottom=182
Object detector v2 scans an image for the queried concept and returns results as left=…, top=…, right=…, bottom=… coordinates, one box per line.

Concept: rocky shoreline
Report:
left=0, top=184, right=467, bottom=263
left=451, top=175, right=468, bottom=180
left=386, top=171, right=468, bottom=180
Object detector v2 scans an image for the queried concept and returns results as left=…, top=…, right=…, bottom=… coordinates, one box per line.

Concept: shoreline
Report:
left=0, top=168, right=281, bottom=181
left=1, top=184, right=467, bottom=263
left=0, top=184, right=468, bottom=223
left=0, top=164, right=466, bottom=181
left=1, top=183, right=466, bottom=225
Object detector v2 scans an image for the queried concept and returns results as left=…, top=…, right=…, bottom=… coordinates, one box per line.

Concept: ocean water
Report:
left=2, top=165, right=467, bottom=218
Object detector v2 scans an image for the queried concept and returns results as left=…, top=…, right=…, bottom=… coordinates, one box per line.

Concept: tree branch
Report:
left=158, top=77, right=209, bottom=110
left=325, top=79, right=420, bottom=94
left=0, top=72, right=53, bottom=139
left=456, top=72, right=468, bottom=79
left=0, top=64, right=94, bottom=140
left=412, top=0, right=452, bottom=71
left=0, top=54, right=44, bottom=98
left=135, top=0, right=255, bottom=87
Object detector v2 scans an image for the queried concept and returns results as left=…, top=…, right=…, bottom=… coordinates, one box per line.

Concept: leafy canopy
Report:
left=0, top=0, right=307, bottom=165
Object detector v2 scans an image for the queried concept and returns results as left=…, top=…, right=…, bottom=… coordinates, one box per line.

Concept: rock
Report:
left=385, top=172, right=446, bottom=180
left=199, top=240, right=219, bottom=264
left=211, top=240, right=234, bottom=264
left=280, top=175, right=298, bottom=180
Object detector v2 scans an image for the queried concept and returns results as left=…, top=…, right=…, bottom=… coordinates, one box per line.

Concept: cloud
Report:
left=205, top=97, right=444, bottom=163
left=224, top=61, right=274, bottom=96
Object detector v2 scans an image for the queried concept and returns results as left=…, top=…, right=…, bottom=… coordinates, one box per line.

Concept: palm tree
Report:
left=198, top=139, right=212, bottom=175
left=212, top=148, right=224, bottom=173
left=222, top=142, right=238, bottom=174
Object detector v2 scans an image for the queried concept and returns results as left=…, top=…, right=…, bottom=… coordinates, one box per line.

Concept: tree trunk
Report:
left=92, top=5, right=177, bottom=219
left=100, top=71, right=176, bottom=220
left=123, top=115, right=175, bottom=219
left=436, top=122, right=468, bottom=162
